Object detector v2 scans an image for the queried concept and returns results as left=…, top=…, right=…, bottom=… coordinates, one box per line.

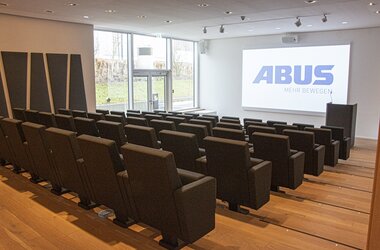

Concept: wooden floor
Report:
left=0, top=138, right=376, bottom=250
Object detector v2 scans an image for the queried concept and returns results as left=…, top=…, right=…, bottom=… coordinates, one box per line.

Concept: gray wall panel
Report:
left=30, top=53, right=50, bottom=112
left=47, top=53, right=67, bottom=112
left=0, top=72, right=8, bottom=117
left=69, top=54, right=87, bottom=111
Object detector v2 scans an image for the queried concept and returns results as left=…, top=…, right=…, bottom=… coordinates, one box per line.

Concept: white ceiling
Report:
left=0, top=0, right=379, bottom=40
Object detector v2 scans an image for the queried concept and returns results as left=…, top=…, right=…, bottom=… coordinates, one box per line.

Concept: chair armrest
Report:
left=313, top=145, right=325, bottom=176
left=198, top=148, right=206, bottom=157
left=248, top=160, right=272, bottom=210
left=195, top=156, right=208, bottom=175
left=116, top=170, right=138, bottom=220
left=178, top=168, right=206, bottom=185
left=250, top=157, right=263, bottom=165
left=288, top=152, right=305, bottom=189
left=290, top=149, right=298, bottom=155
left=75, top=158, right=96, bottom=201
left=174, top=176, right=216, bottom=243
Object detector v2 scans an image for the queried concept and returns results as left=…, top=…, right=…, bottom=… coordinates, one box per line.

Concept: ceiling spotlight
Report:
left=322, top=14, right=327, bottom=23
left=295, top=17, right=302, bottom=27
left=198, top=3, right=209, bottom=7
left=165, top=20, right=173, bottom=23
left=83, top=15, right=89, bottom=19
left=219, top=25, right=225, bottom=33
left=241, top=16, right=246, bottom=21
left=137, top=15, right=147, bottom=19
left=67, top=3, right=78, bottom=6
left=105, top=9, right=116, bottom=13
left=342, top=21, right=348, bottom=24
left=224, top=11, right=232, bottom=15
left=304, top=0, right=318, bottom=4
left=203, top=26, right=207, bottom=34
left=376, top=10, right=380, bottom=14
left=369, top=2, right=376, bottom=6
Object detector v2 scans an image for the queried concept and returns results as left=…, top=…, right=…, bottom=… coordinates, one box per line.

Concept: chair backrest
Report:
left=105, top=114, right=126, bottom=126
left=55, top=114, right=77, bottom=132
left=87, top=112, right=105, bottom=122
left=177, top=123, right=208, bottom=148
left=142, top=111, right=156, bottom=115
left=157, top=112, right=170, bottom=118
left=203, top=114, right=219, bottom=122
left=283, top=129, right=315, bottom=168
left=166, top=116, right=186, bottom=128
left=221, top=116, right=240, bottom=121
left=220, top=118, right=241, bottom=124
left=25, top=110, right=40, bottom=123
left=159, top=130, right=200, bottom=172
left=38, top=112, right=57, bottom=128
left=305, top=127, right=333, bottom=145
left=267, top=120, right=287, bottom=127
left=197, top=116, right=217, bottom=127
left=126, top=112, right=143, bottom=118
left=57, top=108, right=73, bottom=116
left=150, top=120, right=176, bottom=140
left=96, top=120, right=126, bottom=149
left=189, top=119, right=213, bottom=136
left=176, top=114, right=193, bottom=122
left=212, top=127, right=245, bottom=141
left=321, top=125, right=345, bottom=141
left=244, top=119, right=263, bottom=130
left=127, top=109, right=140, bottom=114
left=74, top=117, right=99, bottom=136
left=274, top=124, right=298, bottom=134
left=12, top=108, right=26, bottom=121
left=0, top=116, right=13, bottom=163
left=293, top=123, right=315, bottom=130
left=247, top=125, right=276, bottom=143
left=96, top=109, right=109, bottom=115
left=184, top=113, right=200, bottom=119
left=204, top=136, right=251, bottom=203
left=121, top=143, right=182, bottom=234
left=144, top=114, right=163, bottom=126
left=110, top=111, right=126, bottom=118
left=126, top=117, right=148, bottom=127
left=72, top=110, right=88, bottom=118
left=124, top=124, right=160, bottom=149
left=216, top=122, right=242, bottom=130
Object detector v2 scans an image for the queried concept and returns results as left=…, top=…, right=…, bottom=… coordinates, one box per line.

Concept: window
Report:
left=94, top=30, right=128, bottom=111
left=133, top=34, right=167, bottom=70
left=172, top=40, right=195, bottom=110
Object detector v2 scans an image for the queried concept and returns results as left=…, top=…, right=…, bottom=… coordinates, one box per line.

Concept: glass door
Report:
left=132, top=76, right=149, bottom=111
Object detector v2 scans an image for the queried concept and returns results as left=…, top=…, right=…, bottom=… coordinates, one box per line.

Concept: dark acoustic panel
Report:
left=0, top=72, right=8, bottom=117
left=1, top=51, right=27, bottom=110
left=69, top=54, right=87, bottom=111
left=30, top=53, right=51, bottom=112
left=47, top=53, right=67, bottom=112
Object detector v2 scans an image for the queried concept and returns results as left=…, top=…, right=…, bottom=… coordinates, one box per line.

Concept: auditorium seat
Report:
left=189, top=119, right=213, bottom=136
left=246, top=121, right=268, bottom=128
left=126, top=112, right=143, bottom=118
left=96, top=109, right=109, bottom=115
left=45, top=127, right=96, bottom=209
left=158, top=112, right=171, bottom=118
left=243, top=118, right=263, bottom=130
left=105, top=114, right=126, bottom=126
left=202, top=114, right=219, bottom=122
left=197, top=116, right=217, bottom=127
left=12, top=108, right=26, bottom=121
left=252, top=132, right=305, bottom=191
left=110, top=111, right=126, bottom=118
left=184, top=112, right=200, bottom=119
left=221, top=116, right=240, bottom=121
left=293, top=123, right=314, bottom=130
left=321, top=125, right=351, bottom=160
left=166, top=116, right=186, bottom=128
left=305, top=127, right=340, bottom=166
left=150, top=120, right=176, bottom=140
left=144, top=114, right=163, bottom=126
left=55, top=114, right=77, bottom=132
left=74, top=117, right=99, bottom=136
left=267, top=120, right=287, bottom=127
left=246, top=125, right=276, bottom=144
left=77, top=135, right=136, bottom=227
left=57, top=108, right=73, bottom=116
left=273, top=124, right=298, bottom=134
left=126, top=117, right=148, bottom=127
left=178, top=123, right=209, bottom=148
left=202, top=136, right=272, bottom=212
left=142, top=111, right=156, bottom=116
left=38, top=112, right=57, bottom=128
left=212, top=127, right=245, bottom=142
left=72, top=110, right=88, bottom=118
left=87, top=112, right=105, bottom=122
left=119, top=143, right=216, bottom=249
left=127, top=109, right=141, bottom=114
left=24, top=110, right=40, bottom=123
left=176, top=114, right=194, bottom=122
left=124, top=124, right=160, bottom=149
left=0, top=116, right=13, bottom=166
left=283, top=129, right=325, bottom=176
left=216, top=122, right=243, bottom=130
left=220, top=118, right=241, bottom=124
left=154, top=109, right=166, bottom=114
left=168, top=111, right=183, bottom=115
left=96, top=120, right=127, bottom=150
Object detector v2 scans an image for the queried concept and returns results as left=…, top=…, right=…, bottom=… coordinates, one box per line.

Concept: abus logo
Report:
left=253, top=65, right=335, bottom=85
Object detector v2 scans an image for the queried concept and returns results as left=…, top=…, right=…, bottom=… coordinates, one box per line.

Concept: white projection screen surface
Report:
left=242, top=45, right=351, bottom=113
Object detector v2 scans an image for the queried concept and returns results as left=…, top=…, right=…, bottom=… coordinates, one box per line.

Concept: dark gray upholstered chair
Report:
left=321, top=125, right=351, bottom=160
left=74, top=117, right=99, bottom=136
left=189, top=119, right=213, bottom=136
left=150, top=120, right=176, bottom=140
left=12, top=108, right=26, bottom=121
left=25, top=110, right=40, bottom=123
left=38, top=112, right=57, bottom=128
left=197, top=116, right=217, bottom=127
left=21, top=122, right=67, bottom=194
left=305, top=127, right=340, bottom=166
left=246, top=121, right=268, bottom=128
left=127, top=112, right=143, bottom=118
left=87, top=112, right=105, bottom=122
left=166, top=116, right=186, bottom=128
left=72, top=110, right=88, bottom=118
left=220, top=118, right=241, bottom=124
left=126, top=117, right=148, bottom=127
left=77, top=135, right=136, bottom=227
left=212, top=127, right=245, bottom=142
left=221, top=116, right=240, bottom=121
left=283, top=129, right=325, bottom=176
left=0, top=118, right=34, bottom=175
left=157, top=112, right=171, bottom=118
left=185, top=113, right=200, bottom=119
left=96, top=120, right=126, bottom=150
left=127, top=109, right=140, bottom=113
left=124, top=124, right=160, bottom=149
left=57, top=108, right=73, bottom=116
left=110, top=111, right=126, bottom=118
left=142, top=111, right=156, bottom=115
left=178, top=123, right=209, bottom=149
left=168, top=111, right=183, bottom=115
left=154, top=109, right=165, bottom=114
left=267, top=120, right=287, bottom=127
left=246, top=125, right=276, bottom=144
left=202, top=114, right=219, bottom=123
left=202, top=136, right=272, bottom=212
left=119, top=143, right=216, bottom=249
left=96, top=109, right=109, bottom=115
left=274, top=124, right=298, bottom=134
left=45, top=127, right=96, bottom=209
left=55, top=114, right=77, bottom=132
left=293, top=123, right=314, bottom=130
left=216, top=122, right=243, bottom=130
left=252, top=132, right=305, bottom=191
left=105, top=114, right=126, bottom=126
left=0, top=116, right=13, bottom=166
left=176, top=114, right=194, bottom=122
left=159, top=130, right=204, bottom=173
left=244, top=119, right=263, bottom=130
left=144, top=114, right=163, bottom=126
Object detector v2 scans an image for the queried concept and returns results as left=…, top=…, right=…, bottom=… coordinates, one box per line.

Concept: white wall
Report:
left=0, top=14, right=95, bottom=111
left=200, top=27, right=380, bottom=139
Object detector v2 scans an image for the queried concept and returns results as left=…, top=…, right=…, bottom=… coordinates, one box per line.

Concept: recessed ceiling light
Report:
left=0, top=2, right=8, bottom=6
left=83, top=15, right=89, bottom=19
left=105, top=9, right=116, bottom=13
left=307, top=24, right=313, bottom=27
left=45, top=10, right=54, bottom=13
left=376, top=10, right=380, bottom=13
left=248, top=29, right=254, bottom=32
left=198, top=3, right=209, bottom=7
left=275, top=27, right=281, bottom=30
left=369, top=2, right=376, bottom=6
left=165, top=20, right=173, bottom=23
left=137, top=15, right=147, bottom=19
left=224, top=11, right=232, bottom=15
left=304, top=0, right=318, bottom=4
left=67, top=3, right=78, bottom=6
left=342, top=21, right=348, bottom=24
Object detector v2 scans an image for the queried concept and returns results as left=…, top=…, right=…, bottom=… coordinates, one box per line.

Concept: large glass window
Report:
left=94, top=30, right=128, bottom=111
left=172, top=40, right=195, bottom=110
left=133, top=34, right=167, bottom=70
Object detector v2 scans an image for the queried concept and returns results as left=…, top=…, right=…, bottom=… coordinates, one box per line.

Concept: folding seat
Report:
left=293, top=123, right=314, bottom=130
left=202, top=114, right=219, bottom=122
left=0, top=118, right=35, bottom=175
left=273, top=124, right=298, bottom=134
left=267, top=120, right=287, bottom=127
left=178, top=123, right=209, bottom=149
left=212, top=127, right=245, bottom=142
left=119, top=143, right=216, bottom=249
left=150, top=120, right=176, bottom=140
left=38, top=112, right=57, bottom=128
left=126, top=117, right=148, bottom=127
left=127, top=109, right=140, bottom=114
left=166, top=116, right=186, bottom=128
left=176, top=114, right=194, bottom=122
left=55, top=114, right=77, bottom=132
left=252, top=132, right=305, bottom=191
left=216, top=122, right=242, bottom=130
left=202, top=136, right=272, bottom=212
left=246, top=125, right=276, bottom=144
left=87, top=112, right=105, bottom=122
left=283, top=129, right=325, bottom=176
left=189, top=119, right=213, bottom=136
left=57, top=108, right=73, bottom=116
left=110, top=111, right=126, bottom=119
left=0, top=116, right=13, bottom=166
left=77, top=135, right=136, bottom=227
left=74, top=117, right=99, bottom=136
left=105, top=114, right=126, bottom=126
left=21, top=122, right=67, bottom=194
left=96, top=109, right=109, bottom=115
left=124, top=124, right=160, bottom=149
left=96, top=120, right=126, bottom=150
left=126, top=112, right=143, bottom=118
left=321, top=125, right=351, bottom=160
left=72, top=110, right=88, bottom=118
left=243, top=118, right=263, bottom=130
left=160, top=130, right=205, bottom=173
left=45, top=127, right=96, bottom=209
left=12, top=108, right=26, bottom=121
left=197, top=116, right=217, bottom=127
left=24, top=109, right=40, bottom=123
left=144, top=114, right=163, bottom=126
left=305, top=127, right=340, bottom=166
